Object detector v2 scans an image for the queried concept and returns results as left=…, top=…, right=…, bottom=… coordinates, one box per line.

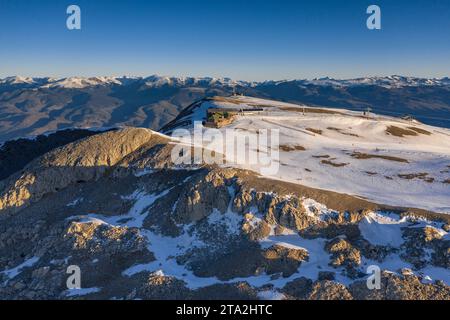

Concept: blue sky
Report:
left=0, top=0, right=449, bottom=81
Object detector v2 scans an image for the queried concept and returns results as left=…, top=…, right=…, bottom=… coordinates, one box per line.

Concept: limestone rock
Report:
left=308, top=280, right=353, bottom=300
left=349, top=271, right=450, bottom=300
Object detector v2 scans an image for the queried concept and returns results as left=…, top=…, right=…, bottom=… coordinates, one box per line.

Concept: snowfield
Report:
left=165, top=96, right=450, bottom=214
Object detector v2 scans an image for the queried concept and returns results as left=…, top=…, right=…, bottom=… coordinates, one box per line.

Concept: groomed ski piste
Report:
left=166, top=95, right=450, bottom=214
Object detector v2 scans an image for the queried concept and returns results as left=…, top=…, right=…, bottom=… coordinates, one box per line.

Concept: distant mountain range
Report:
left=2, top=75, right=450, bottom=89
left=1, top=75, right=449, bottom=142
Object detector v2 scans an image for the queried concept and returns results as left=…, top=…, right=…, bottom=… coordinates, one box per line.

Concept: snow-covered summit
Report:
left=261, top=75, right=450, bottom=88
left=140, top=75, right=249, bottom=88
left=164, top=95, right=450, bottom=214
left=41, top=76, right=123, bottom=88
left=0, top=75, right=252, bottom=89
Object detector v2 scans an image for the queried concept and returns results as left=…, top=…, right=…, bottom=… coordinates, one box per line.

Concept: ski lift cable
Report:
left=341, top=106, right=450, bottom=122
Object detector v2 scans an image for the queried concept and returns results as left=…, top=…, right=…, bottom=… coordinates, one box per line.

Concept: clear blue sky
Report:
left=0, top=0, right=449, bottom=81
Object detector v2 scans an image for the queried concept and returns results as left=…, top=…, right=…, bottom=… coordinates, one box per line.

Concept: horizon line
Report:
left=2, top=74, right=450, bottom=83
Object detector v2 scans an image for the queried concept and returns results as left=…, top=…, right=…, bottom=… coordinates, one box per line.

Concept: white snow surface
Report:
left=166, top=95, right=450, bottom=214
left=64, top=287, right=101, bottom=297
left=358, top=212, right=406, bottom=247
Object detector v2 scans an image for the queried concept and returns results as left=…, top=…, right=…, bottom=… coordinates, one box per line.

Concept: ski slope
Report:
left=166, top=96, right=450, bottom=214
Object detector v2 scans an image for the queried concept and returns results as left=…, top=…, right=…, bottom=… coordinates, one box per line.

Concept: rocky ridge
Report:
left=0, top=128, right=448, bottom=300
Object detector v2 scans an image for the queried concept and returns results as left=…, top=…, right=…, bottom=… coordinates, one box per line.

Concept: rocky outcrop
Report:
left=0, top=129, right=449, bottom=300
left=308, top=280, right=353, bottom=300
left=401, top=226, right=449, bottom=269
left=180, top=240, right=308, bottom=281
left=0, top=128, right=160, bottom=214
left=64, top=220, right=148, bottom=256
left=173, top=170, right=233, bottom=223
left=282, top=277, right=313, bottom=300
left=138, top=273, right=191, bottom=300
left=0, top=129, right=104, bottom=181
left=262, top=245, right=309, bottom=277
left=233, top=189, right=320, bottom=231
left=0, top=218, right=153, bottom=299
left=349, top=271, right=450, bottom=300
left=325, top=238, right=362, bottom=278
left=193, top=282, right=258, bottom=300
left=242, top=215, right=271, bottom=241
left=136, top=274, right=259, bottom=300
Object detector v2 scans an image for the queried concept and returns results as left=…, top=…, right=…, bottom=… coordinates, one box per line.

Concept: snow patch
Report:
left=73, top=188, right=172, bottom=229
left=258, top=290, right=286, bottom=300
left=64, top=287, right=101, bottom=297
left=67, top=198, right=83, bottom=207
left=1, top=256, right=40, bottom=280
left=359, top=212, right=406, bottom=247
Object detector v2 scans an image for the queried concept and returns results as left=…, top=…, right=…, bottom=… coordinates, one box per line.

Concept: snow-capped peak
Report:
left=41, top=76, right=122, bottom=89
left=140, top=75, right=250, bottom=88
left=301, top=75, right=450, bottom=88
left=1, top=75, right=449, bottom=89
left=1, top=76, right=36, bottom=85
